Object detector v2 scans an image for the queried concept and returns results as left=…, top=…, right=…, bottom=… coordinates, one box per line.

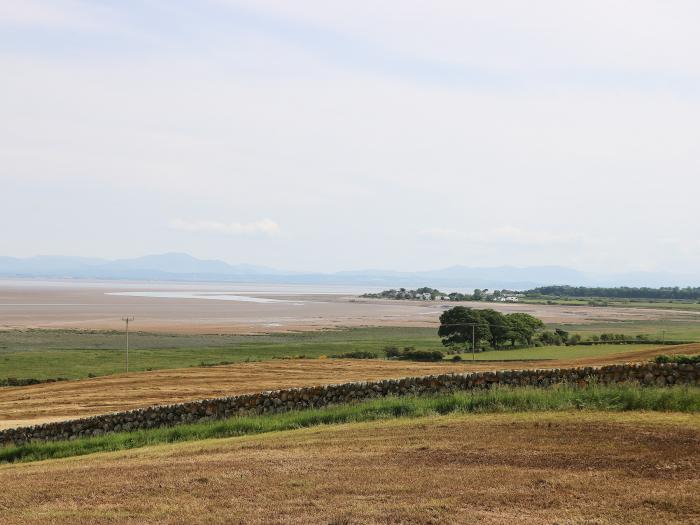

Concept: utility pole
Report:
left=122, top=317, right=134, bottom=373
left=472, top=324, right=476, bottom=361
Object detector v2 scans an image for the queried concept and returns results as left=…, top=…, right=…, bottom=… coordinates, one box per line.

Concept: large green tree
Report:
left=504, top=313, right=544, bottom=346
left=479, top=308, right=510, bottom=348
left=438, top=307, right=491, bottom=352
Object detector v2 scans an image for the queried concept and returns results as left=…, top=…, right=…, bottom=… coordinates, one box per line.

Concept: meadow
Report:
left=522, top=296, right=700, bottom=312
left=1, top=324, right=698, bottom=380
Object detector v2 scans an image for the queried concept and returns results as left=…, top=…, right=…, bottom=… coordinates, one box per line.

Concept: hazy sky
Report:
left=1, top=1, right=699, bottom=273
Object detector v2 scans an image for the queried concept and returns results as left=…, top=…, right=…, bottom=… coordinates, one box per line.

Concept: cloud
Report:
left=419, top=226, right=580, bottom=245
left=170, top=218, right=280, bottom=236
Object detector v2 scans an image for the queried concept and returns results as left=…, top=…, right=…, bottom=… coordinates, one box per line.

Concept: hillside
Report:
left=1, top=411, right=697, bottom=524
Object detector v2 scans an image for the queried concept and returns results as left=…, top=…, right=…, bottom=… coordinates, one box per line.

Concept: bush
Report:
left=384, top=346, right=443, bottom=361
left=654, top=354, right=700, bottom=365
left=567, top=334, right=582, bottom=346
left=331, top=351, right=377, bottom=359
left=0, top=377, right=68, bottom=388
left=539, top=330, right=563, bottom=346
left=383, top=346, right=401, bottom=358
left=451, top=355, right=462, bottom=361
left=400, top=349, right=444, bottom=362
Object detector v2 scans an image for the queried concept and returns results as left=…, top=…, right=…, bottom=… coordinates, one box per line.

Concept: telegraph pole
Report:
left=122, top=317, right=134, bottom=373
left=472, top=324, right=476, bottom=361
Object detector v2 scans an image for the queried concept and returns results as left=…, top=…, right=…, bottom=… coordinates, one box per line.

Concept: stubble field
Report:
left=1, top=411, right=698, bottom=524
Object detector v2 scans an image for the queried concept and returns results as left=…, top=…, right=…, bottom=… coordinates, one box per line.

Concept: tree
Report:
left=568, top=334, right=582, bottom=345
left=438, top=307, right=491, bottom=352
left=504, top=313, right=544, bottom=346
left=555, top=328, right=570, bottom=344
left=539, top=330, right=563, bottom=346
left=479, top=308, right=509, bottom=348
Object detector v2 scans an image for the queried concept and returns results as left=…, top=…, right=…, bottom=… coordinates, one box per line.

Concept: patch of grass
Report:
left=2, top=384, right=698, bottom=464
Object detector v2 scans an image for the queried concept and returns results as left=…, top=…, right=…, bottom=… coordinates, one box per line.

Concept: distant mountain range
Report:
left=0, top=253, right=697, bottom=289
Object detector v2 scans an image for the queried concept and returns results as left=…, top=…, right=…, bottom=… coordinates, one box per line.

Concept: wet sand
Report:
left=1, top=279, right=699, bottom=334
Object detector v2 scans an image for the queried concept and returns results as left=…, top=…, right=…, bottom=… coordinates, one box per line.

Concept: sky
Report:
left=1, top=1, right=699, bottom=273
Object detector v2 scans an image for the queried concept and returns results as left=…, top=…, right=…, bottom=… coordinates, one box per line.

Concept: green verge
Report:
left=2, top=384, right=699, bottom=465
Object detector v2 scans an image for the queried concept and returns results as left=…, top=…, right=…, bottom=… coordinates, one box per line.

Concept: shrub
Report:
left=567, top=334, right=582, bottom=346
left=383, top=346, right=401, bottom=358
left=654, top=354, right=700, bottom=365
left=331, top=351, right=377, bottom=359
left=451, top=355, right=462, bottom=361
left=0, top=377, right=68, bottom=388
left=400, top=349, right=444, bottom=362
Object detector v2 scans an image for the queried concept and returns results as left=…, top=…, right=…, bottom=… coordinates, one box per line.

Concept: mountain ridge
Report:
left=0, top=253, right=697, bottom=289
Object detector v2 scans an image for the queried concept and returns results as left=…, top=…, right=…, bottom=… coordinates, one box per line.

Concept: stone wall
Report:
left=1, top=361, right=698, bottom=447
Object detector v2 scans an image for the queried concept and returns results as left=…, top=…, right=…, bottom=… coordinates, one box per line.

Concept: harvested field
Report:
left=1, top=411, right=698, bottom=524
left=1, top=343, right=697, bottom=431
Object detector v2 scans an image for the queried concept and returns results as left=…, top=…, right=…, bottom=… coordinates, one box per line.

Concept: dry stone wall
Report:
left=1, top=361, right=698, bottom=447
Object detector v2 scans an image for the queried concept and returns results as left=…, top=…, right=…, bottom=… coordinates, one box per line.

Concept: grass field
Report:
left=560, top=319, right=700, bottom=341
left=522, top=297, right=700, bottom=311
left=1, top=409, right=698, bottom=524
left=0, top=327, right=440, bottom=380
left=3, top=384, right=698, bottom=464
left=2, top=325, right=698, bottom=381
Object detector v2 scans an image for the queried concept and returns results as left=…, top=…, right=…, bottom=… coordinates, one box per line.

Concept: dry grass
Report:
left=1, top=343, right=697, bottom=430
left=0, top=411, right=698, bottom=524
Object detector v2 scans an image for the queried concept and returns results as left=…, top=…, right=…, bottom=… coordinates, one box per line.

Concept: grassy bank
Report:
left=2, top=384, right=698, bottom=464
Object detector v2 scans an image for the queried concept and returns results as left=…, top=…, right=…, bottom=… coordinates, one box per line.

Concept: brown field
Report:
left=1, top=411, right=698, bottom=524
left=2, top=279, right=700, bottom=334
left=2, top=343, right=696, bottom=431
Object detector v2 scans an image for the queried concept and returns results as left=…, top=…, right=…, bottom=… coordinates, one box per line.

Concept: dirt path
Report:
left=1, top=343, right=696, bottom=430
left=1, top=411, right=698, bottom=524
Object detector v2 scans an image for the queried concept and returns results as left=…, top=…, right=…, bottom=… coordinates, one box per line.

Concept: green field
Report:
left=3, top=384, right=698, bottom=464
left=560, top=320, right=700, bottom=341
left=522, top=297, right=700, bottom=311
left=1, top=323, right=698, bottom=381
left=0, top=327, right=440, bottom=380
